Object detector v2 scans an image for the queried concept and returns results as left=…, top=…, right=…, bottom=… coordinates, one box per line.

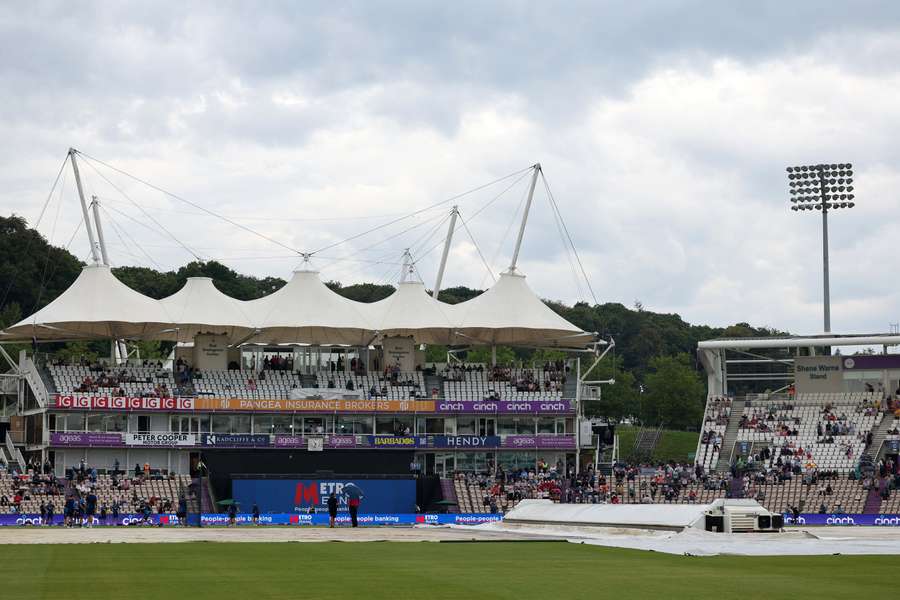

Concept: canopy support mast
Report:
left=432, top=205, right=458, bottom=299
left=90, top=195, right=126, bottom=364
left=69, top=148, right=101, bottom=264
left=400, top=248, right=413, bottom=283
left=508, top=163, right=541, bottom=273
left=90, top=196, right=111, bottom=266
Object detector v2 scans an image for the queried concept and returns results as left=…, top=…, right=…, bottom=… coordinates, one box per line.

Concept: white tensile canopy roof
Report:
left=1, top=265, right=595, bottom=348
left=245, top=267, right=374, bottom=345
left=449, top=270, right=594, bottom=347
left=1, top=264, right=173, bottom=341
left=366, top=280, right=458, bottom=345
left=158, top=277, right=257, bottom=342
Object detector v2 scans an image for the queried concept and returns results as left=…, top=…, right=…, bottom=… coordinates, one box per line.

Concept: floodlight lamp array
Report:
left=786, top=162, right=856, bottom=212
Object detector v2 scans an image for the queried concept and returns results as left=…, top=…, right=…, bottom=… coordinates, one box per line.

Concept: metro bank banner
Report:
left=232, top=478, right=417, bottom=514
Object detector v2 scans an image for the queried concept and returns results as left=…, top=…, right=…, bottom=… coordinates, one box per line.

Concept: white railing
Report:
left=694, top=395, right=713, bottom=466
left=21, top=356, right=48, bottom=408
left=5, top=432, right=25, bottom=468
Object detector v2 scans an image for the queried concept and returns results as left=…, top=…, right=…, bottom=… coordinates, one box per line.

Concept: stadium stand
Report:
left=442, top=366, right=565, bottom=401
left=734, top=393, right=881, bottom=472
left=0, top=467, right=194, bottom=516
left=451, top=470, right=560, bottom=514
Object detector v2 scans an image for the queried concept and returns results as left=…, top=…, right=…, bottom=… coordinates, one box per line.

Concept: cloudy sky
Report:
left=2, top=1, right=899, bottom=336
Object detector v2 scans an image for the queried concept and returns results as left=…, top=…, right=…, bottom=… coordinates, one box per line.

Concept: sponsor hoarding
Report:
left=52, top=395, right=574, bottom=414
left=232, top=478, right=416, bottom=514
left=433, top=400, right=574, bottom=414
left=49, top=432, right=124, bottom=447
left=125, top=433, right=196, bottom=447
left=433, top=435, right=501, bottom=448
left=194, top=398, right=436, bottom=413
left=783, top=514, right=900, bottom=526
left=49, top=431, right=576, bottom=450
left=0, top=513, right=501, bottom=527
left=54, top=395, right=195, bottom=411
left=501, top=435, right=577, bottom=449
left=200, top=433, right=271, bottom=447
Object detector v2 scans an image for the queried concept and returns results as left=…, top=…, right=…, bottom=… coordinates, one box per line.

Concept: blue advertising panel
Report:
left=232, top=478, right=416, bottom=514
left=783, top=513, right=900, bottom=526
left=197, top=513, right=503, bottom=526
left=201, top=433, right=270, bottom=447
left=0, top=512, right=501, bottom=527
left=432, top=435, right=501, bottom=448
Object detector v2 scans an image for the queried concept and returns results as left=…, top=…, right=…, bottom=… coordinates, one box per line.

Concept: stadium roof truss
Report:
left=697, top=333, right=900, bottom=396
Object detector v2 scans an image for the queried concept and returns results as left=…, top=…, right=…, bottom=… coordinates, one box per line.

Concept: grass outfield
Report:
left=2, top=541, right=892, bottom=599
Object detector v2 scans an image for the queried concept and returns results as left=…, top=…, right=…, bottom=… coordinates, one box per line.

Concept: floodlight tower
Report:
left=786, top=163, right=855, bottom=333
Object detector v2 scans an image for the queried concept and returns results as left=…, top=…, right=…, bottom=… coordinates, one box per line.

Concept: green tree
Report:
left=0, top=214, right=82, bottom=317
left=642, top=353, right=705, bottom=430
left=327, top=282, right=395, bottom=303
left=465, top=345, right=516, bottom=365
left=580, top=355, right=639, bottom=422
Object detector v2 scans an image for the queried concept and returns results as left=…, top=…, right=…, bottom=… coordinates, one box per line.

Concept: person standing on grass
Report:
left=177, top=495, right=187, bottom=526
left=328, top=492, right=338, bottom=528
left=344, top=484, right=363, bottom=528
left=46, top=501, right=54, bottom=526
left=85, top=490, right=98, bottom=527
left=252, top=502, right=260, bottom=526
left=228, top=502, right=237, bottom=527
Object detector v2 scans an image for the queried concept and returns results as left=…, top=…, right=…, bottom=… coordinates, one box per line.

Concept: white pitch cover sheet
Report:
left=476, top=500, right=900, bottom=556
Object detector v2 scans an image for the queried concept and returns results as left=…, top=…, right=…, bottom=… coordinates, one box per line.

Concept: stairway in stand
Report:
left=867, top=413, right=894, bottom=460
left=863, top=484, right=883, bottom=514
left=715, top=398, right=746, bottom=473
left=439, top=479, right=459, bottom=513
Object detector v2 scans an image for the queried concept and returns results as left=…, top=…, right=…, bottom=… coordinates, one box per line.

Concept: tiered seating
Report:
left=78, top=474, right=193, bottom=513
left=880, top=482, right=900, bottom=513
left=0, top=473, right=66, bottom=515
left=735, top=394, right=880, bottom=472
left=442, top=367, right=564, bottom=401
left=451, top=473, right=547, bottom=513
left=886, top=418, right=900, bottom=442
left=47, top=364, right=175, bottom=396
left=46, top=363, right=427, bottom=400
left=612, top=471, right=871, bottom=514
left=194, top=369, right=302, bottom=399
left=315, top=371, right=426, bottom=399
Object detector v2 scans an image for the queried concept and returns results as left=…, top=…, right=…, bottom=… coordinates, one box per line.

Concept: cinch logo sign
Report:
left=825, top=516, right=855, bottom=525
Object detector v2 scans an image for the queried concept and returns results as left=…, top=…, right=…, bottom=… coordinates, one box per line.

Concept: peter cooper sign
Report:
left=125, top=433, right=197, bottom=446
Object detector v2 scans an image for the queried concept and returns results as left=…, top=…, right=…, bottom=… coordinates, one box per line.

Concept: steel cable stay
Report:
left=98, top=204, right=168, bottom=271
left=411, top=168, right=534, bottom=274
left=541, top=171, right=598, bottom=306
left=75, top=149, right=534, bottom=262
left=78, top=156, right=204, bottom=262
